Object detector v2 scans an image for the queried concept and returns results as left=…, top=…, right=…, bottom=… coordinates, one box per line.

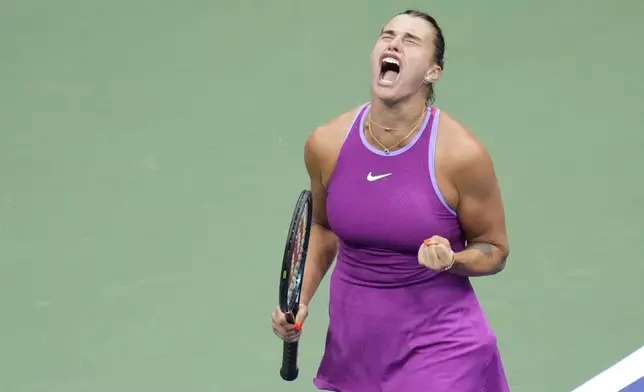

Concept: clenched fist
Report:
left=271, top=304, right=308, bottom=342
left=418, top=235, right=456, bottom=272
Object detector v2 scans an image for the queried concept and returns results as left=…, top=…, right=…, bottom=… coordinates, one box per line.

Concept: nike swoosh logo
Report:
left=367, top=172, right=392, bottom=182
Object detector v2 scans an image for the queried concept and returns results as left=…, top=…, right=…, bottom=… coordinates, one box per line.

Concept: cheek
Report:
left=370, top=53, right=381, bottom=73
left=370, top=42, right=387, bottom=63
left=370, top=47, right=381, bottom=62
left=403, top=57, right=427, bottom=80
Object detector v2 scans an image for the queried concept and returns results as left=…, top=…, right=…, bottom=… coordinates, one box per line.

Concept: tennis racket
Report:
left=278, top=189, right=313, bottom=382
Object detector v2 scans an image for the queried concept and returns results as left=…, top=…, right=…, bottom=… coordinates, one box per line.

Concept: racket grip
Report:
left=279, top=340, right=299, bottom=381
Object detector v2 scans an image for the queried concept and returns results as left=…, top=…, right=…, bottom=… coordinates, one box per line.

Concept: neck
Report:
left=369, top=95, right=428, bottom=132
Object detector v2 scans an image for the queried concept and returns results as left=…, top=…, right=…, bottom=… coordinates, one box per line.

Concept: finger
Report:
left=418, top=243, right=435, bottom=267
left=276, top=313, right=296, bottom=328
left=272, top=321, right=300, bottom=342
left=434, top=244, right=451, bottom=262
left=274, top=309, right=288, bottom=324
left=424, top=235, right=449, bottom=246
left=272, top=321, right=302, bottom=339
left=294, top=306, right=308, bottom=331
left=423, top=237, right=436, bottom=246
left=273, top=328, right=301, bottom=342
left=427, top=244, right=439, bottom=261
left=418, top=244, right=427, bottom=266
left=424, top=245, right=440, bottom=270
left=284, top=328, right=302, bottom=339
left=279, top=322, right=297, bottom=333
left=282, top=333, right=301, bottom=343
left=271, top=319, right=287, bottom=335
left=271, top=314, right=297, bottom=332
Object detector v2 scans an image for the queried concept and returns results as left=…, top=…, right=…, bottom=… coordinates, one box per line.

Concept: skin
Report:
left=271, top=13, right=509, bottom=343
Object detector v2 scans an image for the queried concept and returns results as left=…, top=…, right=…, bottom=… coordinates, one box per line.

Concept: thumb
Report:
left=294, top=304, right=309, bottom=331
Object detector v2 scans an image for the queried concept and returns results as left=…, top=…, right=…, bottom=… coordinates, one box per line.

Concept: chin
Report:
left=371, top=81, right=393, bottom=99
left=372, top=85, right=404, bottom=105
left=373, top=82, right=429, bottom=107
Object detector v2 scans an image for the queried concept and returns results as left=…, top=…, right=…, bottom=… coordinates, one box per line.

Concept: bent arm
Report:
left=300, top=130, right=339, bottom=306
left=451, top=138, right=509, bottom=277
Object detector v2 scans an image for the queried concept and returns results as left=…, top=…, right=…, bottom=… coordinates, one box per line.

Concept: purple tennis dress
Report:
left=313, top=103, right=510, bottom=392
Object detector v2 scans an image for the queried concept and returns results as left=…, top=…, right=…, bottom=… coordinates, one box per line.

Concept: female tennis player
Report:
left=270, top=9, right=511, bottom=391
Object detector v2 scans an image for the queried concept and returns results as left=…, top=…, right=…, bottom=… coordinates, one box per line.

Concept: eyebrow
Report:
left=380, top=28, right=423, bottom=42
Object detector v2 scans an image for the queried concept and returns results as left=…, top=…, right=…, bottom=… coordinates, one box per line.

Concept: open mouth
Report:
left=379, top=56, right=401, bottom=85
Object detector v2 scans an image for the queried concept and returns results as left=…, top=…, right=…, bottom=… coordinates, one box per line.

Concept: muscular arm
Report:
left=450, top=133, right=510, bottom=277
left=299, top=129, right=339, bottom=306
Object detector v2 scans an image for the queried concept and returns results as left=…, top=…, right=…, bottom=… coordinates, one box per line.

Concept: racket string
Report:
left=287, top=203, right=308, bottom=305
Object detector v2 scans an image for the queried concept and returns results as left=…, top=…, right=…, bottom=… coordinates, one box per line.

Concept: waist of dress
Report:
left=334, top=246, right=471, bottom=291
left=330, top=264, right=478, bottom=317
left=335, top=245, right=439, bottom=285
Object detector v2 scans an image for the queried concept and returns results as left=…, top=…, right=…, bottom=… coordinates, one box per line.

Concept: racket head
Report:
left=278, top=190, right=313, bottom=320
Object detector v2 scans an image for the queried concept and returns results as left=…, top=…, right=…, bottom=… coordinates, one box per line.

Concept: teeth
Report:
left=382, top=57, right=400, bottom=66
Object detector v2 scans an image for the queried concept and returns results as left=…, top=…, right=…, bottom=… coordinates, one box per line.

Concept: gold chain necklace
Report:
left=366, top=107, right=427, bottom=154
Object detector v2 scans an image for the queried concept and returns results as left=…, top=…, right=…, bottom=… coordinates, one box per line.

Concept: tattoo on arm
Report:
left=467, top=242, right=507, bottom=268
left=467, top=242, right=495, bottom=258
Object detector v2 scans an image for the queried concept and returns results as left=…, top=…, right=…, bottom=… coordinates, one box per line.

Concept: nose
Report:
left=387, top=35, right=403, bottom=52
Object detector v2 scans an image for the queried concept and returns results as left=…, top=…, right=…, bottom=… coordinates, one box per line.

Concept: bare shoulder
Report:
left=305, top=105, right=364, bottom=184
left=306, top=106, right=362, bottom=155
left=437, top=110, right=495, bottom=179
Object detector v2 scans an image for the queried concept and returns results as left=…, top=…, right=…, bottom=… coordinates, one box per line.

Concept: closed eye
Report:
left=403, top=33, right=422, bottom=44
left=380, top=29, right=395, bottom=39
left=379, top=29, right=422, bottom=45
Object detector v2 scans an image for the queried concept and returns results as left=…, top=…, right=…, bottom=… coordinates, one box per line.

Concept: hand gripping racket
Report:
left=278, top=190, right=313, bottom=381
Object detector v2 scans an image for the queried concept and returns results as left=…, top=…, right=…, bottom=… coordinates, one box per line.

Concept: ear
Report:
left=423, top=66, right=442, bottom=85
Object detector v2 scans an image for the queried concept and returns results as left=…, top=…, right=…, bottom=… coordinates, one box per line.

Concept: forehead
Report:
left=382, top=14, right=435, bottom=41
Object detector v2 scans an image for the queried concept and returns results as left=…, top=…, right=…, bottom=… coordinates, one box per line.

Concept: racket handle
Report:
left=280, top=341, right=299, bottom=381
